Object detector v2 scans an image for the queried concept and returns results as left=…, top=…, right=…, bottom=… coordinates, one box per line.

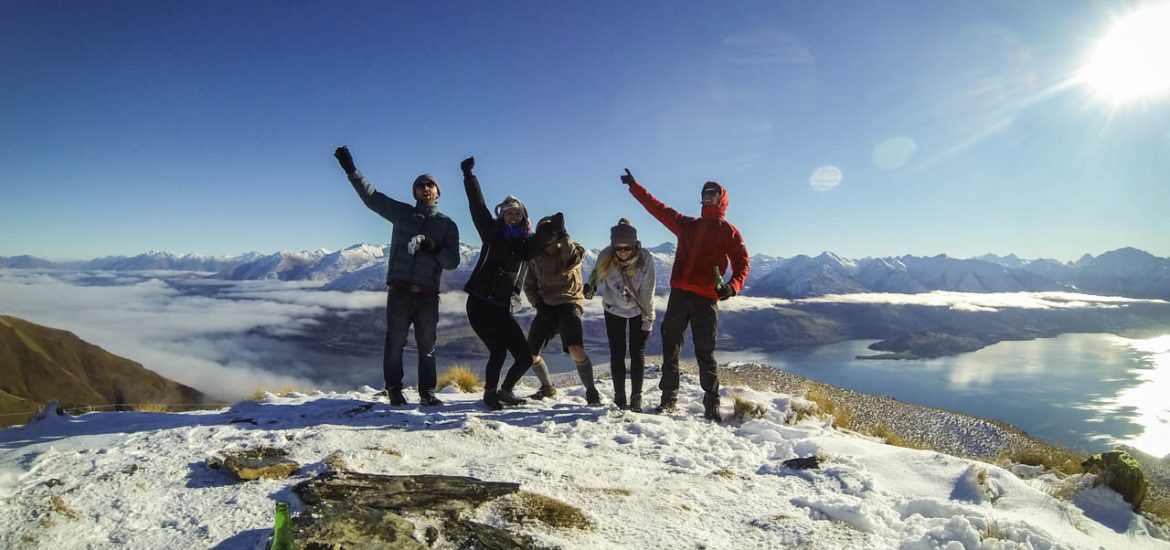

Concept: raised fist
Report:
left=334, top=146, right=357, bottom=175
left=460, top=156, right=475, bottom=174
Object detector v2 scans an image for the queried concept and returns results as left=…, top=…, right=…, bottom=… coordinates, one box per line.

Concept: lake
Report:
left=723, top=333, right=1170, bottom=459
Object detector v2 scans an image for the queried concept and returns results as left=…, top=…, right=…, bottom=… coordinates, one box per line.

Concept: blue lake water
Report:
left=723, top=333, right=1170, bottom=458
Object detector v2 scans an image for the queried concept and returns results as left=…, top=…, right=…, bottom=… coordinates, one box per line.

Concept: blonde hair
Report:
left=594, top=245, right=641, bottom=280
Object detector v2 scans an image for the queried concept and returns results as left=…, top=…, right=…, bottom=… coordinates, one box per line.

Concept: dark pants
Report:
left=604, top=312, right=648, bottom=398
left=466, top=294, right=533, bottom=391
left=384, top=287, right=439, bottom=397
left=527, top=303, right=585, bottom=354
left=659, top=289, right=719, bottom=397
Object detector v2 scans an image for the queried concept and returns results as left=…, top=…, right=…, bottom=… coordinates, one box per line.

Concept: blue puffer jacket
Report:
left=348, top=171, right=460, bottom=288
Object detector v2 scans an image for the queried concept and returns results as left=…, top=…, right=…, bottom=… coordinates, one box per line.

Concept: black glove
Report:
left=334, top=146, right=357, bottom=175
left=418, top=236, right=437, bottom=253
left=461, top=156, right=475, bottom=175
left=620, top=168, right=636, bottom=186
left=582, top=282, right=595, bottom=300
left=717, top=284, right=736, bottom=301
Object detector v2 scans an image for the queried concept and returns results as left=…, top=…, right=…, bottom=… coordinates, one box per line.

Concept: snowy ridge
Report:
left=0, top=372, right=1165, bottom=549
left=5, top=246, right=1169, bottom=299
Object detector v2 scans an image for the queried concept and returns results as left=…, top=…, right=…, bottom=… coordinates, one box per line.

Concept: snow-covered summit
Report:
left=1, top=372, right=1163, bottom=549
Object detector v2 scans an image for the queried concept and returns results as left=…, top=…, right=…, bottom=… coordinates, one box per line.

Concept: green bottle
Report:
left=270, top=501, right=294, bottom=550
left=713, top=267, right=728, bottom=294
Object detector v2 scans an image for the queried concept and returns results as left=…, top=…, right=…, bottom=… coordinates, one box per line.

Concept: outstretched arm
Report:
left=336, top=146, right=408, bottom=224
left=461, top=156, right=496, bottom=239
left=622, top=169, right=686, bottom=235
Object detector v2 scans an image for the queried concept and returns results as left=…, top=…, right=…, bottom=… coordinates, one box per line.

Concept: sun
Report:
left=1078, top=3, right=1170, bottom=104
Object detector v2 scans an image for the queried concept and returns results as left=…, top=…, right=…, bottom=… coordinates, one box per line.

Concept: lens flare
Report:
left=1079, top=4, right=1170, bottom=104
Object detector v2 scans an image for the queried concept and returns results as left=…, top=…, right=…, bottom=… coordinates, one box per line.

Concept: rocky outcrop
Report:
left=1083, top=450, right=1149, bottom=512
left=290, top=471, right=537, bottom=549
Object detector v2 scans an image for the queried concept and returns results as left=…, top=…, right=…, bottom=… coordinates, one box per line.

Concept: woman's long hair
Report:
left=595, top=244, right=643, bottom=281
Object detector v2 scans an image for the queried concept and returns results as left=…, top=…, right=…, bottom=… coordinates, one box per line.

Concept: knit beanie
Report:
left=494, top=195, right=529, bottom=225
left=413, top=174, right=440, bottom=197
left=610, top=218, right=638, bottom=247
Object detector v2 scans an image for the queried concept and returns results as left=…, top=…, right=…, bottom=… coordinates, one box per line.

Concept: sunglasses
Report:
left=613, top=246, right=635, bottom=252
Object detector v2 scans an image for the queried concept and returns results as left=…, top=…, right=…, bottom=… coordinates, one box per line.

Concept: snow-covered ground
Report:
left=1, top=372, right=1166, bottom=549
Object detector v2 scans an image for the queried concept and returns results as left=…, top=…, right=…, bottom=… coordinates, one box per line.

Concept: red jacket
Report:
left=629, top=180, right=750, bottom=300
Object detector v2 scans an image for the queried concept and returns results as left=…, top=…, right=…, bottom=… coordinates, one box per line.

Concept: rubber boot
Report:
left=629, top=393, right=643, bottom=413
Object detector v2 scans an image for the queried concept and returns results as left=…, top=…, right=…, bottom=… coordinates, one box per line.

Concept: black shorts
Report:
left=527, top=303, right=584, bottom=354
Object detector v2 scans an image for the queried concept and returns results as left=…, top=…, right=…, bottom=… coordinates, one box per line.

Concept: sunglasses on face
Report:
left=613, top=246, right=634, bottom=252
left=415, top=182, right=437, bottom=189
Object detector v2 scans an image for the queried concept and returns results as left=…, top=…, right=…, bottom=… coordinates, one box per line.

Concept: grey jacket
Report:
left=590, top=247, right=656, bottom=331
left=348, top=170, right=460, bottom=288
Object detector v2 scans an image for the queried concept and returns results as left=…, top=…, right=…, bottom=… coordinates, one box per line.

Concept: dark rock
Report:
left=294, top=471, right=520, bottom=514
left=782, top=456, right=820, bottom=470
left=291, top=500, right=425, bottom=550
left=450, top=519, right=545, bottom=550
left=1083, top=450, right=1149, bottom=512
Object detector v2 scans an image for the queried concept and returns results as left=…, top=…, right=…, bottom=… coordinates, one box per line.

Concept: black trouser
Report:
left=604, top=312, right=648, bottom=398
left=659, top=289, right=719, bottom=397
left=383, top=287, right=439, bottom=397
left=466, top=294, right=532, bottom=391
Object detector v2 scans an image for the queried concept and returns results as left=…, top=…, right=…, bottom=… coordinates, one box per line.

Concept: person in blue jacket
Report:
left=335, top=146, right=460, bottom=407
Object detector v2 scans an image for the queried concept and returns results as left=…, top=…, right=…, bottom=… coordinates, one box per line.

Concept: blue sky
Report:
left=2, top=1, right=1168, bottom=262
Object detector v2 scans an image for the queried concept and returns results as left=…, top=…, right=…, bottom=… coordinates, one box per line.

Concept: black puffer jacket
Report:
left=462, top=174, right=554, bottom=308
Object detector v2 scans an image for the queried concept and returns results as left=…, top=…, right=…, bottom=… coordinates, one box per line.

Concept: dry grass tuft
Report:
left=1141, top=495, right=1170, bottom=525
left=865, top=424, right=930, bottom=450
left=437, top=365, right=481, bottom=393
left=801, top=386, right=853, bottom=429
left=498, top=491, right=594, bottom=530
left=1000, top=443, right=1083, bottom=477
left=583, top=487, right=633, bottom=497
left=323, top=451, right=348, bottom=472
left=132, top=403, right=169, bottom=413
left=364, top=446, right=402, bottom=458
left=731, top=394, right=768, bottom=422
left=50, top=495, right=81, bottom=520
left=712, top=468, right=739, bottom=480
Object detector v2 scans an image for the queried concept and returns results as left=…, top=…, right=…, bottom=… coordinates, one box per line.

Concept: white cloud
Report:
left=797, top=290, right=1161, bottom=310
left=0, top=271, right=348, bottom=400
left=808, top=165, right=843, bottom=191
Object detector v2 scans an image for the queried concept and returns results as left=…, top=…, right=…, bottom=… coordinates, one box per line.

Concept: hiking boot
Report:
left=483, top=390, right=503, bottom=411
left=655, top=394, right=677, bottom=414
left=585, top=389, right=602, bottom=406
left=629, top=394, right=643, bottom=413
left=527, top=385, right=557, bottom=400
left=497, top=389, right=526, bottom=406
left=704, top=406, right=723, bottom=423
left=703, top=391, right=721, bottom=422
left=385, top=388, right=408, bottom=406
left=613, top=392, right=628, bottom=410
left=418, top=394, right=444, bottom=407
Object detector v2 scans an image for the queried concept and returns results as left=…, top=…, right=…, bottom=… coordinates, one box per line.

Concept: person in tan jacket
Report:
left=522, top=213, right=601, bottom=405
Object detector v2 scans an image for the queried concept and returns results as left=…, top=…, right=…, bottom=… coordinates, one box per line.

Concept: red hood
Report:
left=701, top=181, right=728, bottom=220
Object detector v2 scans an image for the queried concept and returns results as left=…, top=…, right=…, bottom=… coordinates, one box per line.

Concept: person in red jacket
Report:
left=621, top=169, right=750, bottom=421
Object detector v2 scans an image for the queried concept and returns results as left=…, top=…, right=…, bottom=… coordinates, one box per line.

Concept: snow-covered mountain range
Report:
left=4, top=246, right=1169, bottom=299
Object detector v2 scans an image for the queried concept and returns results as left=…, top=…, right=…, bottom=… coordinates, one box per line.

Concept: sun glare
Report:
left=1078, top=4, right=1170, bottom=105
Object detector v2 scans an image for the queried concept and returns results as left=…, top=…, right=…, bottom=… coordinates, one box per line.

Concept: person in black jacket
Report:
left=460, top=156, right=557, bottom=410
left=334, top=146, right=460, bottom=407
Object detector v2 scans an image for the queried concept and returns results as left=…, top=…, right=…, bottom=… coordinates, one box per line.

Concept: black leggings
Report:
left=604, top=311, right=648, bottom=397
left=466, top=294, right=532, bottom=391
